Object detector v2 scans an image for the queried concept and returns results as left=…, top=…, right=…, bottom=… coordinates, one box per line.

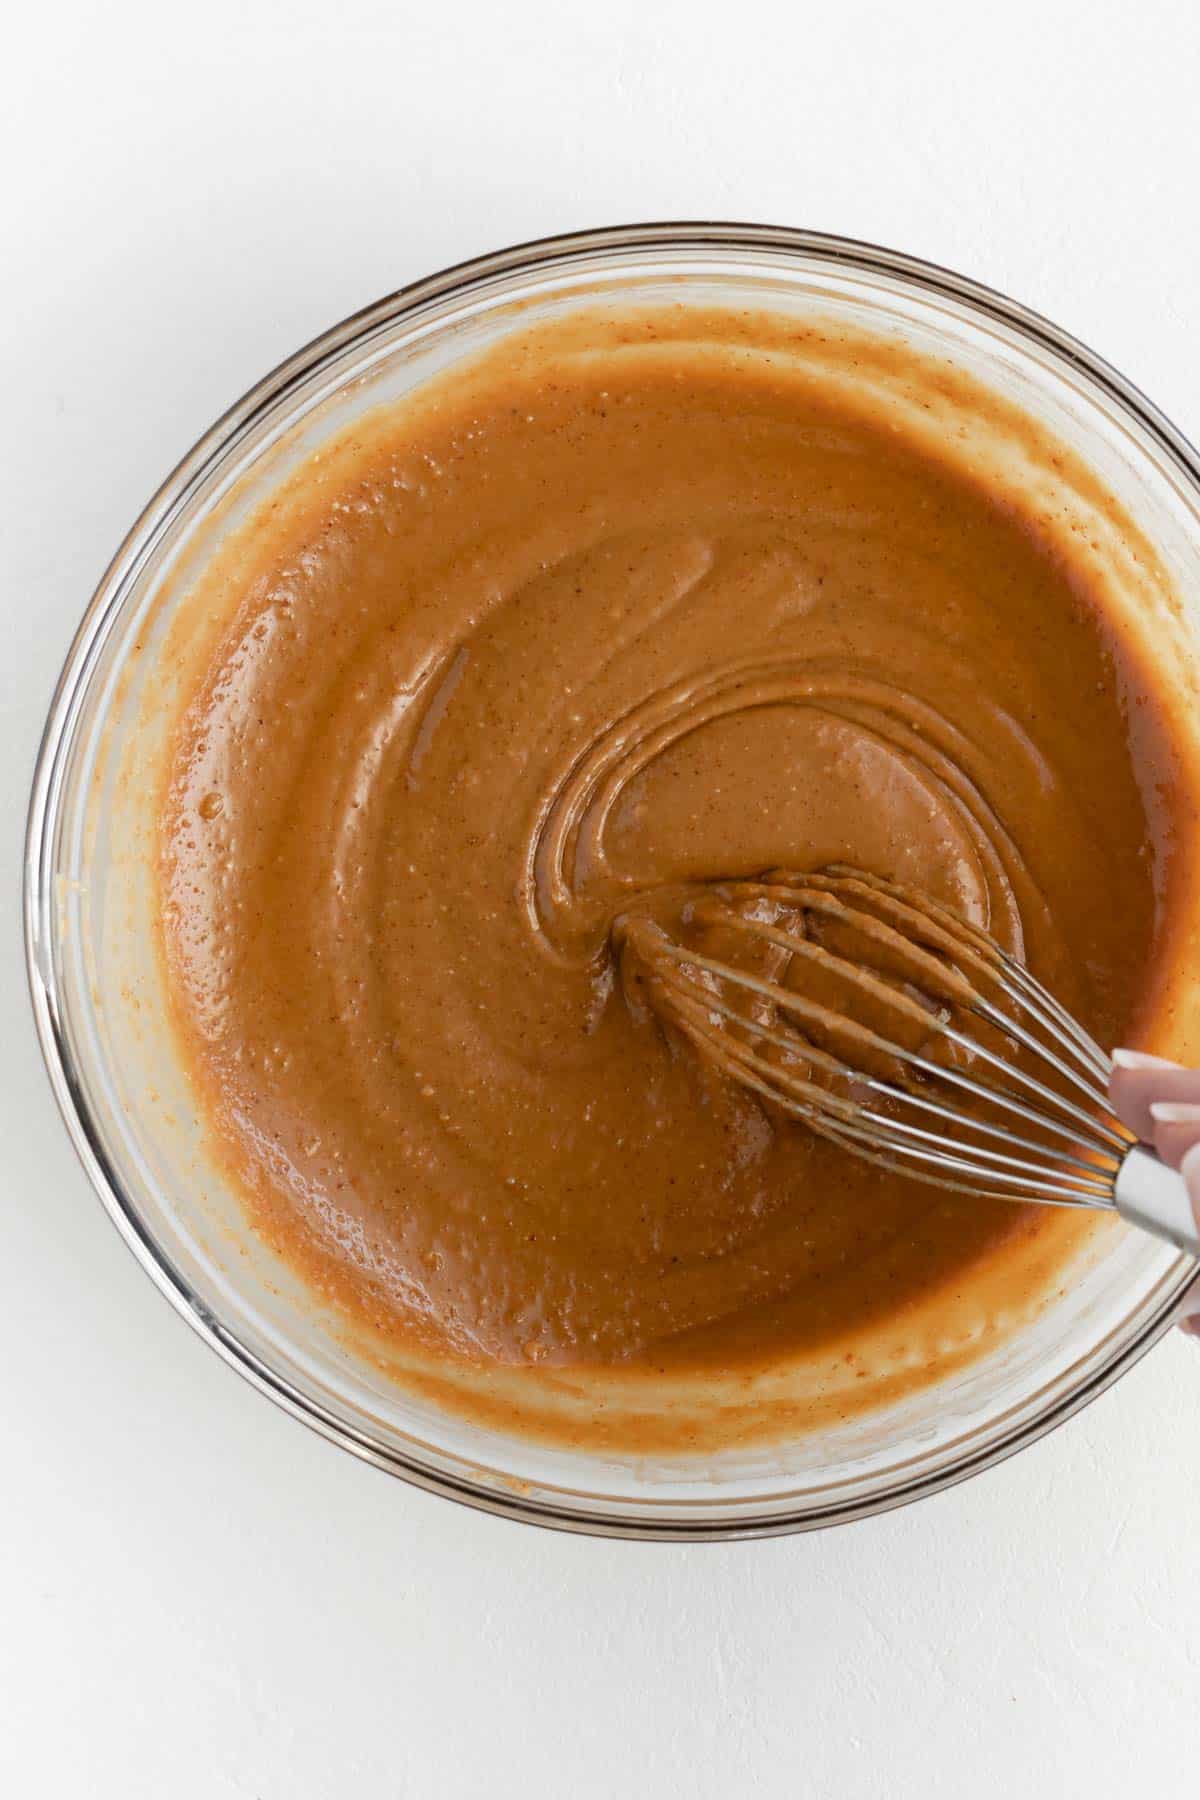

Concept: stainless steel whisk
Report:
left=620, top=866, right=1199, bottom=1255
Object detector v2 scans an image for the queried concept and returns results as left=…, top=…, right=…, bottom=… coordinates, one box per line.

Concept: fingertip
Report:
left=1111, top=1047, right=1180, bottom=1071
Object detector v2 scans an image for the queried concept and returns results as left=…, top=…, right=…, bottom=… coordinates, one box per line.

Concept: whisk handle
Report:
left=1114, top=1146, right=1200, bottom=1256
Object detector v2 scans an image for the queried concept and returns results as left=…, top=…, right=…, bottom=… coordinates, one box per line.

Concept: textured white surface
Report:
left=4, top=1, right=1200, bottom=1792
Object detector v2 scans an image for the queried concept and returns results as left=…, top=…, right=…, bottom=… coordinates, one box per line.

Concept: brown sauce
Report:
left=159, top=305, right=1200, bottom=1450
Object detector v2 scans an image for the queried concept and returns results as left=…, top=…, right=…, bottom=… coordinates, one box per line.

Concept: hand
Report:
left=1109, top=1049, right=1200, bottom=1336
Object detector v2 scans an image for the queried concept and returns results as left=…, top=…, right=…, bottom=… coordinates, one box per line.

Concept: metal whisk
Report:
left=619, top=866, right=1199, bottom=1255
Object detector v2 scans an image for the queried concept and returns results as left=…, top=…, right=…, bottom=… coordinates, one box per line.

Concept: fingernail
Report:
left=1112, top=1048, right=1179, bottom=1070
left=1179, top=1143, right=1200, bottom=1232
left=1150, top=1102, right=1200, bottom=1124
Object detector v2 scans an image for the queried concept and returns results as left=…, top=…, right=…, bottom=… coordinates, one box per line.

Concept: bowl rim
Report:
left=23, top=220, right=1200, bottom=1540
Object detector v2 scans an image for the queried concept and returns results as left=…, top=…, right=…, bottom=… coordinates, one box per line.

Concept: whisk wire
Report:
left=818, top=864, right=1115, bottom=1083
left=992, top=952, right=1112, bottom=1082
left=811, top=1122, right=1114, bottom=1209
left=690, top=898, right=1129, bottom=1153
left=652, top=936, right=1124, bottom=1160
left=628, top=866, right=1136, bottom=1216
left=654, top=959, right=1118, bottom=1184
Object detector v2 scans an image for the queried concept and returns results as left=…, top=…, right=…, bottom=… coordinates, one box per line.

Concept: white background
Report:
left=4, top=2, right=1200, bottom=1793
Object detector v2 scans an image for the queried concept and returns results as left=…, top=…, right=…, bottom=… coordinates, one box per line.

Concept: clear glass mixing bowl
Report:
left=24, top=224, right=1200, bottom=1538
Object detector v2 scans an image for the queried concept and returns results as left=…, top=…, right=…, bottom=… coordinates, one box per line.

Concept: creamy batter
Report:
left=159, top=305, right=1200, bottom=1450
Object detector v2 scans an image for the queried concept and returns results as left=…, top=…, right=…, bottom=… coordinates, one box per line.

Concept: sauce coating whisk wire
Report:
left=620, top=867, right=1199, bottom=1251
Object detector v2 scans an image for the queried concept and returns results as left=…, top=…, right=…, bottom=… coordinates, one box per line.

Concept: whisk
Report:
left=619, top=866, right=1200, bottom=1255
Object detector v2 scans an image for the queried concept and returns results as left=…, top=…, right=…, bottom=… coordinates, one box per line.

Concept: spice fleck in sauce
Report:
left=160, top=306, right=1200, bottom=1450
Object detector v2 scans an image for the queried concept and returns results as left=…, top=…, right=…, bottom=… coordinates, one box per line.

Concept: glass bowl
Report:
left=24, top=223, right=1200, bottom=1539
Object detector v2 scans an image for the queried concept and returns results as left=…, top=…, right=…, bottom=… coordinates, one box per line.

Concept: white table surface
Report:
left=5, top=2, right=1200, bottom=1792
